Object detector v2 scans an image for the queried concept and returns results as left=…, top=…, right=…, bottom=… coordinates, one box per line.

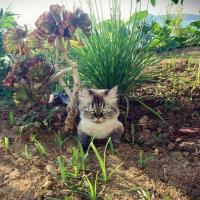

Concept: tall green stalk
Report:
left=72, top=0, right=160, bottom=94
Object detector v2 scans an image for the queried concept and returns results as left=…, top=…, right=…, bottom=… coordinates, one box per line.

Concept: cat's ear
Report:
left=80, top=87, right=93, bottom=97
left=106, top=86, right=118, bottom=98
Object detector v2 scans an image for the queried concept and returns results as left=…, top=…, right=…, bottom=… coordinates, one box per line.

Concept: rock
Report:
left=167, top=142, right=175, bottom=151
left=34, top=160, right=45, bottom=167
left=3, top=175, right=9, bottom=181
left=43, top=181, right=53, bottom=189
left=148, top=119, right=159, bottom=130
left=138, top=116, right=149, bottom=129
left=17, top=157, right=24, bottom=163
left=45, top=190, right=54, bottom=197
left=34, top=191, right=42, bottom=199
left=45, top=175, right=53, bottom=181
left=12, top=126, right=19, bottom=134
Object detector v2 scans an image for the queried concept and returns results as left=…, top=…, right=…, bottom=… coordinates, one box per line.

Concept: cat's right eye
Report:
left=88, top=106, right=95, bottom=112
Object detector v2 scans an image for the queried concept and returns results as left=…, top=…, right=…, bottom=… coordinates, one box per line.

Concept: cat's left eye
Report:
left=103, top=107, right=109, bottom=112
left=88, top=106, right=95, bottom=112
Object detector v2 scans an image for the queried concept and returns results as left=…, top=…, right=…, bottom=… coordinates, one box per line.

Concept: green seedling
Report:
left=32, top=136, right=46, bottom=155
left=152, top=134, right=163, bottom=143
left=131, top=124, right=135, bottom=145
left=55, top=131, right=63, bottom=148
left=72, top=147, right=79, bottom=179
left=55, top=131, right=71, bottom=149
left=4, top=137, right=9, bottom=150
left=83, top=171, right=102, bottom=200
left=9, top=110, right=14, bottom=125
left=57, top=156, right=67, bottom=182
left=43, top=107, right=56, bottom=129
left=90, top=137, right=124, bottom=182
left=24, top=144, right=29, bottom=160
left=57, top=155, right=80, bottom=182
left=74, top=137, right=90, bottom=172
left=109, top=139, right=114, bottom=155
left=18, top=127, right=22, bottom=136
left=138, top=149, right=154, bottom=167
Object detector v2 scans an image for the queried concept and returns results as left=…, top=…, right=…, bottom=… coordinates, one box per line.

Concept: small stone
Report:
left=46, top=190, right=54, bottom=197
left=12, top=126, right=19, bottom=134
left=193, top=157, right=199, bottom=162
left=182, top=151, right=190, bottom=157
left=66, top=147, right=72, bottom=154
left=168, top=126, right=174, bottom=133
left=43, top=181, right=53, bottom=189
left=183, top=160, right=190, bottom=166
left=45, top=175, right=53, bottom=181
left=17, top=157, right=24, bottom=163
left=138, top=115, right=149, bottom=129
left=34, top=160, right=44, bottom=167
left=3, top=175, right=9, bottom=181
left=167, top=142, right=175, bottom=151
left=34, top=191, right=42, bottom=199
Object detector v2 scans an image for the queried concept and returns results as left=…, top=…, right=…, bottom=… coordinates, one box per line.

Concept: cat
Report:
left=77, top=86, right=124, bottom=151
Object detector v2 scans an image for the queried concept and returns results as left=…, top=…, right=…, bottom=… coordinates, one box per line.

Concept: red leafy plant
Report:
left=3, top=4, right=91, bottom=132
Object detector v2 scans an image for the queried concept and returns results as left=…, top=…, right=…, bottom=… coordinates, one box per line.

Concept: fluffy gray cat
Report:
left=77, top=86, right=124, bottom=151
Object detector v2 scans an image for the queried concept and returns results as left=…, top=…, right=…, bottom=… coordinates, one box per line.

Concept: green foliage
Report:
left=4, top=137, right=9, bottom=150
left=138, top=149, right=154, bottom=167
left=9, top=110, right=14, bottom=125
left=90, top=137, right=124, bottom=182
left=32, top=135, right=46, bottom=155
left=72, top=0, right=159, bottom=94
left=24, top=144, right=29, bottom=160
left=0, top=7, right=17, bottom=99
left=83, top=171, right=100, bottom=200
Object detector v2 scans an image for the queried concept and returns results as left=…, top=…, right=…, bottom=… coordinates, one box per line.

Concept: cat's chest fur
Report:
left=78, top=118, right=121, bottom=139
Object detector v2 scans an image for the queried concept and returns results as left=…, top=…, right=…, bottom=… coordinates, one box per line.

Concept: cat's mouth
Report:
left=92, top=116, right=104, bottom=123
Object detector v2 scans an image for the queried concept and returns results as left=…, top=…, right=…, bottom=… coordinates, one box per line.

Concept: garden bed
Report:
left=0, top=47, right=200, bottom=200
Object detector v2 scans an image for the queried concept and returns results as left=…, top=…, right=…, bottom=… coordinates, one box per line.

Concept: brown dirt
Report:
left=0, top=47, right=200, bottom=200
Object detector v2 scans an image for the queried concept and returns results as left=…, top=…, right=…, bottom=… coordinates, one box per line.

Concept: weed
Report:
left=9, top=110, right=14, bottom=125
left=138, top=149, right=154, bottom=167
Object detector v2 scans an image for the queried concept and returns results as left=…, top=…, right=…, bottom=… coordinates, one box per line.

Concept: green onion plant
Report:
left=90, top=137, right=124, bottom=182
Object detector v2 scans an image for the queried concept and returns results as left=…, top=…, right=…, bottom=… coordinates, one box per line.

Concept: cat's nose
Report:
left=97, top=116, right=101, bottom=120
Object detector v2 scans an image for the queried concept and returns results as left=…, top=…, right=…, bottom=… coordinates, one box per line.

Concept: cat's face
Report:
left=79, top=86, right=119, bottom=123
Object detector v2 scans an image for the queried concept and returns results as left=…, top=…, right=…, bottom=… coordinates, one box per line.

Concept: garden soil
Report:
left=0, top=47, right=200, bottom=200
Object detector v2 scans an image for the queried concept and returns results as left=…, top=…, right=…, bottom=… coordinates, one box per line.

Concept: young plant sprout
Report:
left=9, top=110, right=14, bottom=125
left=24, top=144, right=29, bottom=160
left=83, top=171, right=101, bottom=200
left=4, top=137, right=9, bottom=150
left=90, top=138, right=124, bottom=182
left=138, top=149, right=154, bottom=167
left=32, top=136, right=46, bottom=155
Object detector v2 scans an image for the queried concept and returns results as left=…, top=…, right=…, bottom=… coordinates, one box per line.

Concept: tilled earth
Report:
left=0, top=47, right=200, bottom=200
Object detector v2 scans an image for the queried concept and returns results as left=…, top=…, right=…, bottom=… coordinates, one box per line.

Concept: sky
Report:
left=0, top=0, right=200, bottom=28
